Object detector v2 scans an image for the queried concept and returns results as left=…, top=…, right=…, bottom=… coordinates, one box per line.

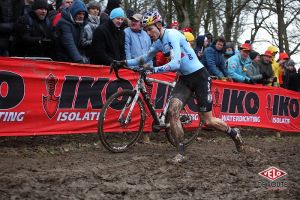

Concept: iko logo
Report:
left=258, top=166, right=287, bottom=181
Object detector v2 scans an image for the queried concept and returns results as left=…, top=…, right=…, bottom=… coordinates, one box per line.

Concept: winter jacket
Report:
left=55, top=0, right=88, bottom=63
left=90, top=19, right=125, bottom=65
left=226, top=53, right=252, bottom=82
left=14, top=10, right=53, bottom=57
left=246, top=62, right=263, bottom=83
left=258, top=58, right=274, bottom=86
left=0, top=0, right=28, bottom=55
left=201, top=43, right=226, bottom=78
left=124, top=27, right=152, bottom=65
left=81, top=15, right=100, bottom=47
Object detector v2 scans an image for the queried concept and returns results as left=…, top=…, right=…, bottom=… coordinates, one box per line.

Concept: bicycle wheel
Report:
left=165, top=98, right=200, bottom=147
left=98, top=90, right=145, bottom=153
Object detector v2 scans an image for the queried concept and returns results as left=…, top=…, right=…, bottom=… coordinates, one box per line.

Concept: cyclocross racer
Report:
left=113, top=11, right=245, bottom=164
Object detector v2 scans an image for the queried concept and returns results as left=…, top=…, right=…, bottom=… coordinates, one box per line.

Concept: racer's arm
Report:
left=152, top=34, right=181, bottom=73
left=126, top=43, right=158, bottom=68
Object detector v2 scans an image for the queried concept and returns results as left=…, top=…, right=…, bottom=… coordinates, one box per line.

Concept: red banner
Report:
left=0, top=57, right=299, bottom=136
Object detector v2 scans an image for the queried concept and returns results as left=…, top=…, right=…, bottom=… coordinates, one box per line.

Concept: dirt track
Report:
left=0, top=128, right=299, bottom=200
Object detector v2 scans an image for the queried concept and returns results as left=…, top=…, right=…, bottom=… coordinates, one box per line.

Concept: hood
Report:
left=195, top=35, right=205, bottom=48
left=69, top=0, right=88, bottom=19
left=267, top=45, right=278, bottom=54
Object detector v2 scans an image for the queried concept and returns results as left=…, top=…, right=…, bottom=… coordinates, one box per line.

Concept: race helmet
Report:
left=142, top=11, right=162, bottom=27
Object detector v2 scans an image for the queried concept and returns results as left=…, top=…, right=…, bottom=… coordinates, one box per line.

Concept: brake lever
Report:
left=110, top=63, right=126, bottom=81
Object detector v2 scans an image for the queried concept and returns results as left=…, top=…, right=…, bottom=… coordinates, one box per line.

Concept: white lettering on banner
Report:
left=56, top=112, right=101, bottom=121
left=0, top=112, right=25, bottom=122
left=272, top=117, right=290, bottom=124
left=221, top=115, right=260, bottom=123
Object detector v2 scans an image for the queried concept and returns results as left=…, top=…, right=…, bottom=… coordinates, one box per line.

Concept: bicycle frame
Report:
left=119, top=71, right=176, bottom=129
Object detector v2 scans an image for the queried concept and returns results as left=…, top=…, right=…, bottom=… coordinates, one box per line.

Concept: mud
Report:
left=0, top=128, right=299, bottom=200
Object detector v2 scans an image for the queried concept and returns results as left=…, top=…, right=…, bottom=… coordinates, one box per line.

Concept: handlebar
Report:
left=109, top=63, right=153, bottom=86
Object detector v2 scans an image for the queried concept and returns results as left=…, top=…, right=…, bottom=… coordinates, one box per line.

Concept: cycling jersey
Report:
left=127, top=29, right=204, bottom=75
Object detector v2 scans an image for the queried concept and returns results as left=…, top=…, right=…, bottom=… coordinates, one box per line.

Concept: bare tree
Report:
left=259, top=0, right=300, bottom=56
left=223, top=0, right=251, bottom=41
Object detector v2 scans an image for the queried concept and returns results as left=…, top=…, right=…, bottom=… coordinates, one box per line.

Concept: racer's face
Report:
left=145, top=25, right=160, bottom=41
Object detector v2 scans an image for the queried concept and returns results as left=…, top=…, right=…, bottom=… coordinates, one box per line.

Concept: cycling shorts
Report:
left=171, top=67, right=212, bottom=112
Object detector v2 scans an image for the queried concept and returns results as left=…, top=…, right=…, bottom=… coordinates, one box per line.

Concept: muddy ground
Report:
left=0, top=128, right=299, bottom=200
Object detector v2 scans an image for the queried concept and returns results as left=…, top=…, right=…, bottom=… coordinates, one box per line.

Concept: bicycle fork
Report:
left=118, top=90, right=140, bottom=125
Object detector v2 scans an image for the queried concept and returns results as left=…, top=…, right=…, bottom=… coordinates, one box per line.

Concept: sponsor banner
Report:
left=0, top=57, right=299, bottom=136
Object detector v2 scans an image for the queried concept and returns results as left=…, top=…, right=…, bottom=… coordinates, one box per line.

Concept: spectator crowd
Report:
left=0, top=0, right=299, bottom=92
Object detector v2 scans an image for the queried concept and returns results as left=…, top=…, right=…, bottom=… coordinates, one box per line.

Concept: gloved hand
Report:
left=218, top=76, right=227, bottom=81
left=111, top=60, right=127, bottom=69
left=262, top=72, right=268, bottom=79
left=141, top=64, right=154, bottom=73
left=41, top=38, right=52, bottom=44
left=244, top=78, right=255, bottom=84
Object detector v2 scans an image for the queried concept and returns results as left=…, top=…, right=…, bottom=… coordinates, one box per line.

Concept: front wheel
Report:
left=98, top=90, right=145, bottom=153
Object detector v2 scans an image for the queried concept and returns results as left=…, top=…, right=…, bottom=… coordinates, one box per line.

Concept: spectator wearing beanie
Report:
left=224, top=42, right=235, bottom=61
left=13, top=0, right=54, bottom=58
left=55, top=0, right=89, bottom=63
left=81, top=0, right=101, bottom=57
left=283, top=59, right=297, bottom=89
left=246, top=51, right=263, bottom=83
left=91, top=7, right=126, bottom=65
left=286, top=60, right=300, bottom=92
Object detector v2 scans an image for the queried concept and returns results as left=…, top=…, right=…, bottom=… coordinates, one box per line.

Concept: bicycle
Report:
left=98, top=65, right=201, bottom=153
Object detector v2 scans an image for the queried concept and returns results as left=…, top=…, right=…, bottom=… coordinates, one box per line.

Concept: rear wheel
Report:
left=98, top=90, right=145, bottom=153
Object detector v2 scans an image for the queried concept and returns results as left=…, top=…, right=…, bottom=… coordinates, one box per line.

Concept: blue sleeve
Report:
left=124, top=29, right=131, bottom=60
left=127, top=43, right=158, bottom=67
left=154, top=33, right=181, bottom=73
left=204, top=47, right=224, bottom=77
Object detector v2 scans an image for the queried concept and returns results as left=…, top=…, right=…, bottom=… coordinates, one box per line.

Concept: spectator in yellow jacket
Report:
left=267, top=45, right=281, bottom=86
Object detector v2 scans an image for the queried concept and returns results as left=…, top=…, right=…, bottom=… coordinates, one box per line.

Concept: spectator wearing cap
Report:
left=226, top=43, right=253, bottom=83
left=124, top=13, right=152, bottom=66
left=277, top=52, right=289, bottom=86
left=181, top=27, right=193, bottom=33
left=55, top=0, right=89, bottom=63
left=100, top=0, right=122, bottom=24
left=201, top=36, right=227, bottom=79
left=259, top=50, right=277, bottom=86
left=81, top=0, right=101, bottom=59
left=267, top=45, right=282, bottom=86
left=91, top=7, right=126, bottom=65
left=13, top=0, right=54, bottom=58
left=170, top=21, right=179, bottom=30
left=246, top=51, right=263, bottom=83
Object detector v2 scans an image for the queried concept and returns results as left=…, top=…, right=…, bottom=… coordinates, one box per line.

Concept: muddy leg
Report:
left=168, top=98, right=185, bottom=155
left=200, top=111, right=245, bottom=152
